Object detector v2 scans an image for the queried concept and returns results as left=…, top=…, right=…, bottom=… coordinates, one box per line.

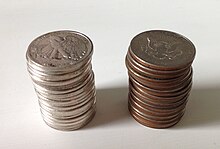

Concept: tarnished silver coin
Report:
left=26, top=30, right=93, bottom=72
left=26, top=30, right=96, bottom=131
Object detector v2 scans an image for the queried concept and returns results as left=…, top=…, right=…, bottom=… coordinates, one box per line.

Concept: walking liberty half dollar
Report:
left=126, top=30, right=196, bottom=128
left=26, top=30, right=96, bottom=131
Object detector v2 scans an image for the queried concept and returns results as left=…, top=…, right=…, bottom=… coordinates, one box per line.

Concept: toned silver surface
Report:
left=26, top=30, right=93, bottom=69
left=130, top=30, right=196, bottom=70
left=26, top=30, right=96, bottom=131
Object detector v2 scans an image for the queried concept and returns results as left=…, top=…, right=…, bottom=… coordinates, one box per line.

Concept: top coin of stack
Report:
left=26, top=30, right=96, bottom=131
left=125, top=30, right=196, bottom=128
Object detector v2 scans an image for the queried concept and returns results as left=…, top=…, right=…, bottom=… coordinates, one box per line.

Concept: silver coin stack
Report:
left=26, top=30, right=96, bottom=131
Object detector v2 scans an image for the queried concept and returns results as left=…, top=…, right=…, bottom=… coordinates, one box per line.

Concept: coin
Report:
left=129, top=30, right=196, bottom=70
left=126, top=30, right=196, bottom=128
left=26, top=31, right=93, bottom=71
left=126, top=52, right=189, bottom=79
left=26, top=30, right=96, bottom=131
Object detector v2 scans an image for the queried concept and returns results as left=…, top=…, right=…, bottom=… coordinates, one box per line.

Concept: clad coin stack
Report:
left=125, top=30, right=196, bottom=128
left=26, top=30, right=96, bottom=131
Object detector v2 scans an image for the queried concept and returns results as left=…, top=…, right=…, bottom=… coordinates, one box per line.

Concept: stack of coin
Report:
left=125, top=30, right=196, bottom=128
left=26, top=30, right=96, bottom=131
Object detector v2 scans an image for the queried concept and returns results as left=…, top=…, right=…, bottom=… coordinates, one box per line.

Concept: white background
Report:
left=1, top=0, right=220, bottom=148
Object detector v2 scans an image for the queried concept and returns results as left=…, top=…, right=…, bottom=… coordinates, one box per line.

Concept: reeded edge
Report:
left=129, top=99, right=186, bottom=122
left=129, top=89, right=189, bottom=108
left=42, top=105, right=96, bottom=131
left=129, top=105, right=184, bottom=129
left=126, top=51, right=191, bottom=77
left=129, top=74, right=192, bottom=96
left=128, top=67, right=192, bottom=91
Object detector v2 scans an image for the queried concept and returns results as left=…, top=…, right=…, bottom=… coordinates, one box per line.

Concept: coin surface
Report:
left=130, top=30, right=196, bottom=70
left=26, top=30, right=93, bottom=72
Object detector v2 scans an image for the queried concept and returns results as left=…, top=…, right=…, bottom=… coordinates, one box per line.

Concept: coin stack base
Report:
left=126, top=30, right=196, bottom=129
left=26, top=30, right=96, bottom=131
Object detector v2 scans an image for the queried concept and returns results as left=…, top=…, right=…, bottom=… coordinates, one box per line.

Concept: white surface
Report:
left=1, top=0, right=220, bottom=148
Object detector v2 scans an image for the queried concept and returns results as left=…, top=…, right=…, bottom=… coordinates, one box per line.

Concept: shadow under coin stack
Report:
left=26, top=31, right=96, bottom=131
left=125, top=30, right=196, bottom=128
